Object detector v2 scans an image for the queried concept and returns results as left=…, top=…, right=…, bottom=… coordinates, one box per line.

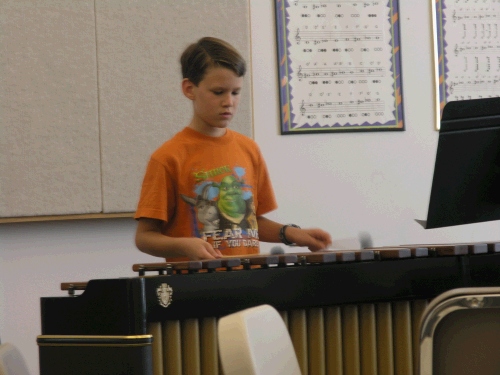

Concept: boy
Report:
left=134, top=37, right=331, bottom=261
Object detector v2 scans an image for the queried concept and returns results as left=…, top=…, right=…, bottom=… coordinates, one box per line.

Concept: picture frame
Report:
left=275, top=0, right=405, bottom=134
left=431, top=0, right=500, bottom=130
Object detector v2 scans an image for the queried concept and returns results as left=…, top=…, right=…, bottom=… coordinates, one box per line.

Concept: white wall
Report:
left=1, top=1, right=500, bottom=374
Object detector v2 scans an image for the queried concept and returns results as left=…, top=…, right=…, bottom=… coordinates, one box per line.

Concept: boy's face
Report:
left=183, top=67, right=243, bottom=137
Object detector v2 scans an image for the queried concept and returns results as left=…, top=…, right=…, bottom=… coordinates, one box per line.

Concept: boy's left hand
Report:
left=286, top=227, right=332, bottom=251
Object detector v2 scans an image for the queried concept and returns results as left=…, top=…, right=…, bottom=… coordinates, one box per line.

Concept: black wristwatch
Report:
left=279, top=224, right=300, bottom=246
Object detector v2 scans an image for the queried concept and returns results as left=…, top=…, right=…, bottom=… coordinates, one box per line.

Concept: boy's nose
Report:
left=222, top=94, right=233, bottom=107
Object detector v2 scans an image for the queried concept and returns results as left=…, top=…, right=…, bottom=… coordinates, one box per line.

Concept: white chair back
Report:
left=218, top=304, right=301, bottom=375
left=0, top=343, right=31, bottom=375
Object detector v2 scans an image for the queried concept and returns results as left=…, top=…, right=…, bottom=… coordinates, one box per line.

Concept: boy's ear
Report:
left=182, top=78, right=196, bottom=100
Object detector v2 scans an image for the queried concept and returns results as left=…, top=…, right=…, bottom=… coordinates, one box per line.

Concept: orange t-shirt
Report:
left=135, top=127, right=278, bottom=260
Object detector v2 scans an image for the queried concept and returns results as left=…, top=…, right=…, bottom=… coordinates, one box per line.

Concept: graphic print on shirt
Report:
left=180, top=166, right=258, bottom=250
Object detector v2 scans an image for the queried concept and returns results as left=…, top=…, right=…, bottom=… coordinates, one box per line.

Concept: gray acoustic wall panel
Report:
left=96, top=0, right=252, bottom=213
left=0, top=0, right=251, bottom=218
left=0, top=0, right=102, bottom=217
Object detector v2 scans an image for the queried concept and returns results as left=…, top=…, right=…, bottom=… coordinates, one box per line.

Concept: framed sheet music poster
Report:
left=275, top=0, right=405, bottom=134
left=432, top=0, right=500, bottom=129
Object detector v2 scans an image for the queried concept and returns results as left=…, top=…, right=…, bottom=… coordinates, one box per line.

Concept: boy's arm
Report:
left=257, top=216, right=332, bottom=252
left=135, top=218, right=223, bottom=260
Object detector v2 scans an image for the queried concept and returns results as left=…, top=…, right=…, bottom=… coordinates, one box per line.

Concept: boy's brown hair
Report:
left=180, top=37, right=246, bottom=86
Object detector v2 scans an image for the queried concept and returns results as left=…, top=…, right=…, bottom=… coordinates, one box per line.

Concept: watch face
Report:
left=280, top=224, right=299, bottom=245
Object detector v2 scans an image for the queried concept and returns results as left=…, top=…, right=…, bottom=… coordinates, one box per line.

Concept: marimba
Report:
left=38, top=242, right=500, bottom=375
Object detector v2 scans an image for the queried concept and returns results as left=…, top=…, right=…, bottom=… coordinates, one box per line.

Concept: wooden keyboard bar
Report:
left=367, top=245, right=430, bottom=258
left=296, top=250, right=366, bottom=263
left=410, top=247, right=429, bottom=257
left=239, top=254, right=279, bottom=268
left=445, top=241, right=500, bottom=254
left=334, top=251, right=356, bottom=262
left=132, top=259, right=243, bottom=275
left=132, top=263, right=170, bottom=275
left=219, top=258, right=243, bottom=268
left=430, top=244, right=467, bottom=256
left=132, top=261, right=202, bottom=275
left=376, top=247, right=411, bottom=260
left=404, top=241, right=500, bottom=254
left=355, top=249, right=375, bottom=261
left=275, top=253, right=299, bottom=265
left=60, top=282, right=88, bottom=296
left=466, top=243, right=488, bottom=254
left=489, top=242, right=500, bottom=253
left=167, top=261, right=203, bottom=271
left=296, top=251, right=337, bottom=264
left=132, top=255, right=280, bottom=275
left=403, top=243, right=471, bottom=256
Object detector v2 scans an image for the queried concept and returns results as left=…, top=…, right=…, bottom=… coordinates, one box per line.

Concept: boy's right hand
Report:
left=135, top=218, right=222, bottom=260
left=179, top=237, right=223, bottom=260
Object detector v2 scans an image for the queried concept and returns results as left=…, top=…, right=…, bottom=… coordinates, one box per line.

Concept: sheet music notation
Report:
left=295, top=30, right=383, bottom=44
left=297, top=65, right=385, bottom=79
left=299, top=99, right=385, bottom=117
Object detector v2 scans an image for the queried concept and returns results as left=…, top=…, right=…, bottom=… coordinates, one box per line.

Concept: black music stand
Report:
left=418, top=97, right=500, bottom=229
